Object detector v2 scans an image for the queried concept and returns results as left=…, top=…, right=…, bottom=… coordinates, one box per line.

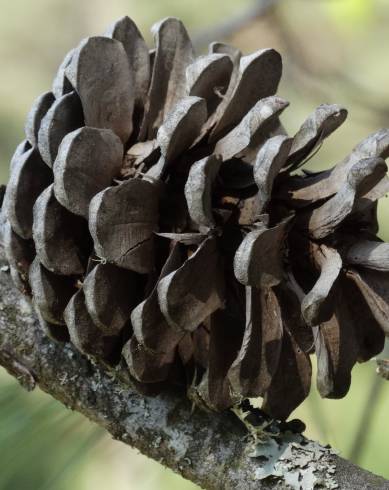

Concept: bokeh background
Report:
left=1, top=0, right=389, bottom=488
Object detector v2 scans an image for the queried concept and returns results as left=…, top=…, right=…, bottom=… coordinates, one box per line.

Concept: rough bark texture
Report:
left=0, top=248, right=387, bottom=490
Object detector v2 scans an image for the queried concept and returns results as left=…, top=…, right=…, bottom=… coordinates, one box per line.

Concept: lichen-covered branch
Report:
left=0, top=250, right=387, bottom=490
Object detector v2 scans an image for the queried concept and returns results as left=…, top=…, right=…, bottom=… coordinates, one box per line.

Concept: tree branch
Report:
left=0, top=249, right=387, bottom=490
left=191, top=0, right=279, bottom=50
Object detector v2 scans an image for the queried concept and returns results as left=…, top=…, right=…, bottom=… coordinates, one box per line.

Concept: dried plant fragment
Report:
left=205, top=43, right=242, bottom=135
left=89, top=178, right=159, bottom=273
left=83, top=263, right=139, bottom=335
left=155, top=232, right=205, bottom=245
left=123, top=140, right=158, bottom=175
left=38, top=91, right=84, bottom=167
left=3, top=148, right=52, bottom=239
left=185, top=155, right=222, bottom=229
left=209, top=41, right=241, bottom=61
left=25, top=91, right=55, bottom=147
left=54, top=127, right=123, bottom=218
left=376, top=359, right=389, bottom=381
left=186, top=54, right=233, bottom=115
left=66, top=36, right=134, bottom=142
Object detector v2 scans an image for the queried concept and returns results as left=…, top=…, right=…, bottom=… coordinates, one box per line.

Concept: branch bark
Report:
left=0, top=248, right=387, bottom=490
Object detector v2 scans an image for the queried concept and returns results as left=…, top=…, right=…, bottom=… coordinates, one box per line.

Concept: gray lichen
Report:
left=250, top=435, right=338, bottom=489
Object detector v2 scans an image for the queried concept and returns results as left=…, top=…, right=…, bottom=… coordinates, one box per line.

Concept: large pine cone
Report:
left=2, top=16, right=389, bottom=420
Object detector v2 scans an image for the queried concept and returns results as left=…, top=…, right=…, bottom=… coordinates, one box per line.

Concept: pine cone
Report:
left=2, top=16, right=389, bottom=420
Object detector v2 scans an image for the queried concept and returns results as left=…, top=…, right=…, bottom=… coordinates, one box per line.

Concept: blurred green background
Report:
left=1, top=0, right=389, bottom=488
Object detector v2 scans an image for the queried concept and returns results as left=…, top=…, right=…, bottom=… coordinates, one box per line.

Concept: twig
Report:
left=349, top=342, right=389, bottom=464
left=349, top=373, right=383, bottom=464
left=270, top=7, right=389, bottom=126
